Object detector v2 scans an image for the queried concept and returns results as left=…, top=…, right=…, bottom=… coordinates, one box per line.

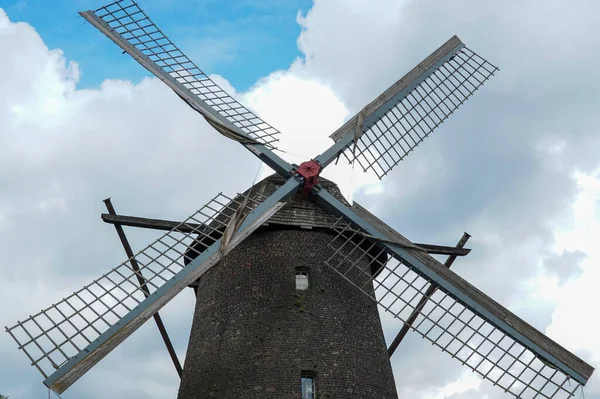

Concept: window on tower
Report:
left=295, top=267, right=309, bottom=290
left=301, top=372, right=315, bottom=399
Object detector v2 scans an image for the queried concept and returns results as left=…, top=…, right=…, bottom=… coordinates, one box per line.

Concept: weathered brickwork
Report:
left=178, top=228, right=398, bottom=399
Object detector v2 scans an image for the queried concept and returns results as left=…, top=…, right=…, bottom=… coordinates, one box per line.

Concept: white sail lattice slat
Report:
left=345, top=47, right=497, bottom=179
left=5, top=193, right=264, bottom=379
left=89, top=0, right=280, bottom=147
left=324, top=217, right=581, bottom=399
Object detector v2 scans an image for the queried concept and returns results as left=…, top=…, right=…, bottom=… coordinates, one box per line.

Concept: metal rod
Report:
left=101, top=213, right=470, bottom=257
left=387, top=232, right=471, bottom=357
left=102, top=198, right=183, bottom=378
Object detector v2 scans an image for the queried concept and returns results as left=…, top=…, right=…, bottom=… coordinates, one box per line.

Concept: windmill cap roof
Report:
left=185, top=173, right=387, bottom=285
left=240, top=173, right=350, bottom=230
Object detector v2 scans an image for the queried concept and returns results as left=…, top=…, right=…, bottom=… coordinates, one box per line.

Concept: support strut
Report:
left=387, top=232, right=471, bottom=357
left=103, top=198, right=184, bottom=378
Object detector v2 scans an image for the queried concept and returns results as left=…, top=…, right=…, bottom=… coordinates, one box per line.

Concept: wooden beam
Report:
left=388, top=232, right=471, bottom=357
left=80, top=9, right=294, bottom=179
left=101, top=213, right=470, bottom=256
left=347, top=201, right=594, bottom=383
left=328, top=35, right=463, bottom=142
left=102, top=199, right=183, bottom=378
left=415, top=243, right=470, bottom=257
left=101, top=213, right=206, bottom=233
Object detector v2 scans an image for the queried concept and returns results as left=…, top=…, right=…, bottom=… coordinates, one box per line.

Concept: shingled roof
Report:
left=184, top=173, right=351, bottom=264
left=184, top=174, right=388, bottom=288
left=242, top=173, right=350, bottom=230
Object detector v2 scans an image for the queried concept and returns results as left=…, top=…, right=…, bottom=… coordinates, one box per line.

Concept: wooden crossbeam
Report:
left=101, top=213, right=470, bottom=257
left=388, top=232, right=471, bottom=357
left=102, top=199, right=183, bottom=378
left=101, top=213, right=206, bottom=233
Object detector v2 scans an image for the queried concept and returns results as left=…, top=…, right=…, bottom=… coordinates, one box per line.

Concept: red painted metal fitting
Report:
left=296, top=160, right=322, bottom=198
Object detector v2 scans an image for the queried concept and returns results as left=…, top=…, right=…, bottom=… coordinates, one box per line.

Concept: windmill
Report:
left=5, top=0, right=595, bottom=398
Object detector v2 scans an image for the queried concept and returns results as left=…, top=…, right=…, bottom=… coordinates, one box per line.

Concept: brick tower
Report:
left=178, top=174, right=398, bottom=398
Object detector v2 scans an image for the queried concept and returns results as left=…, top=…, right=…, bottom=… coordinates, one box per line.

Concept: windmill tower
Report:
left=6, top=1, right=595, bottom=398
left=180, top=174, right=398, bottom=398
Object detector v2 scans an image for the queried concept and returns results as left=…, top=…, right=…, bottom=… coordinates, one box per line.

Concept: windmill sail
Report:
left=318, top=199, right=593, bottom=399
left=80, top=0, right=280, bottom=147
left=5, top=188, right=291, bottom=393
left=325, top=36, right=498, bottom=179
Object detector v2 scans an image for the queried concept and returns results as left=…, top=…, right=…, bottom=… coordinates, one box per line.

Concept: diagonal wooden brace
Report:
left=387, top=232, right=471, bottom=357
left=103, top=198, right=183, bottom=378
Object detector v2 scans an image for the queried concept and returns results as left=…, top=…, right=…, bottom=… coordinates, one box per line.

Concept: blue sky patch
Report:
left=4, top=0, right=311, bottom=92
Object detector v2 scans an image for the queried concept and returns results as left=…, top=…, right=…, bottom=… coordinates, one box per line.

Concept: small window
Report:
left=301, top=372, right=315, bottom=399
left=295, top=268, right=309, bottom=290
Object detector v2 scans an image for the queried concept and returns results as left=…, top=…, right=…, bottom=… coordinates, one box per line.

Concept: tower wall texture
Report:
left=177, top=227, right=398, bottom=399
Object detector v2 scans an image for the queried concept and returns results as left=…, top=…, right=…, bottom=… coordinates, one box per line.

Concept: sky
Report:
left=1, top=0, right=311, bottom=91
left=1, top=0, right=600, bottom=398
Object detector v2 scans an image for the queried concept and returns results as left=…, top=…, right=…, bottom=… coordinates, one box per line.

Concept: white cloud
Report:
left=544, top=170, right=600, bottom=399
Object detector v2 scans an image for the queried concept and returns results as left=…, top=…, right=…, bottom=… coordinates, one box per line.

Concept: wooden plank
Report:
left=102, top=213, right=469, bottom=256
left=416, top=243, right=470, bottom=257
left=351, top=202, right=594, bottom=382
left=103, top=199, right=183, bottom=378
left=329, top=35, right=463, bottom=142
left=388, top=232, right=471, bottom=357
left=101, top=213, right=205, bottom=233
